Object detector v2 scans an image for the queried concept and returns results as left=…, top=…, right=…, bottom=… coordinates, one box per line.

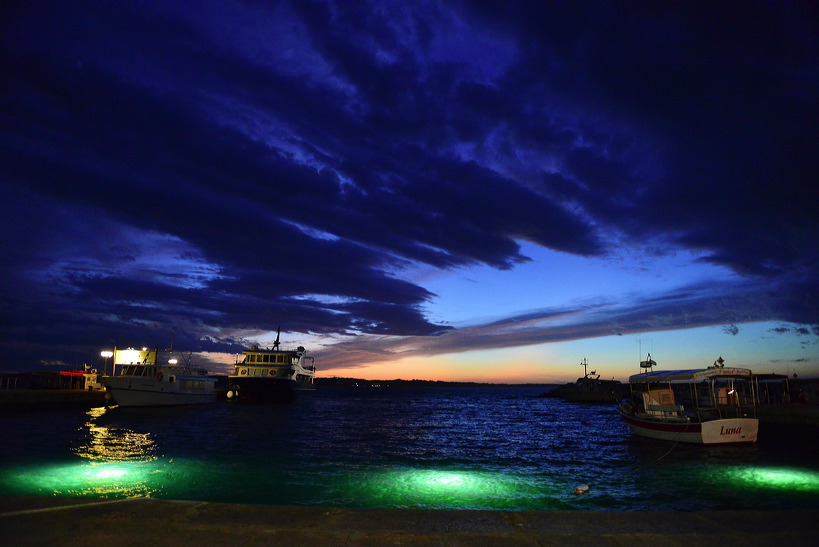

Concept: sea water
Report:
left=1, top=386, right=818, bottom=511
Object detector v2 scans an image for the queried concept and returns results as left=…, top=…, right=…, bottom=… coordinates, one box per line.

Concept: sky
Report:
left=1, top=1, right=817, bottom=382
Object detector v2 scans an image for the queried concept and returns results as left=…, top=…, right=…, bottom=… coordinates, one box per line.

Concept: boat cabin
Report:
left=233, top=345, right=315, bottom=385
left=627, top=366, right=757, bottom=420
left=241, top=351, right=298, bottom=367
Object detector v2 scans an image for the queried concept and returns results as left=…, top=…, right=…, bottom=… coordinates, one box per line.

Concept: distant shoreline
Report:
left=314, top=377, right=558, bottom=389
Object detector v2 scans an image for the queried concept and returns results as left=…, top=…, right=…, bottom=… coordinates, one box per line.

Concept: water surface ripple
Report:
left=1, top=386, right=817, bottom=511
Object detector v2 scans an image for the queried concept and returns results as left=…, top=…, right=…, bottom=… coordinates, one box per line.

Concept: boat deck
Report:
left=1, top=496, right=816, bottom=546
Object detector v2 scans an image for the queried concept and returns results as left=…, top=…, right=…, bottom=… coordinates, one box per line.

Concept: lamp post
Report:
left=100, top=350, right=113, bottom=376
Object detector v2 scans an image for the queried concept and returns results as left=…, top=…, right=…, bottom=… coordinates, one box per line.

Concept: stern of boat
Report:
left=700, top=418, right=758, bottom=444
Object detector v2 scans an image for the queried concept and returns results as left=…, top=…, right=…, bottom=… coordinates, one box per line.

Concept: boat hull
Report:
left=561, top=386, right=628, bottom=403
left=619, top=409, right=758, bottom=444
left=227, top=377, right=315, bottom=403
left=104, top=377, right=217, bottom=407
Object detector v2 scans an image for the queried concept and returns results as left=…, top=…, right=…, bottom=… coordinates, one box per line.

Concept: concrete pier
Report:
left=1, top=496, right=817, bottom=546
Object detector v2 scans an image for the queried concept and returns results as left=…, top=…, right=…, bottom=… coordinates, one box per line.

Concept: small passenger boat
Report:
left=226, top=329, right=316, bottom=402
left=617, top=355, right=759, bottom=444
left=102, top=346, right=217, bottom=407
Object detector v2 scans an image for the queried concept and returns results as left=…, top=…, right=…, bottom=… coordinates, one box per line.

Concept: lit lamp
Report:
left=100, top=351, right=113, bottom=375
left=168, top=358, right=178, bottom=365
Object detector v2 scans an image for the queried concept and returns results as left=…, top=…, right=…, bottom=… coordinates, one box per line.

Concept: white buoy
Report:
left=574, top=484, right=589, bottom=494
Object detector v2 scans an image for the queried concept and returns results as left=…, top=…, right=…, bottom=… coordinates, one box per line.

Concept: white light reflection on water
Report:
left=73, top=407, right=158, bottom=463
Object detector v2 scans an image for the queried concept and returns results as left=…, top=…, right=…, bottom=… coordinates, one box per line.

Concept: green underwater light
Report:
left=350, top=468, right=550, bottom=510
left=92, top=466, right=129, bottom=479
left=1, top=407, right=166, bottom=498
left=726, top=467, right=819, bottom=492
left=8, top=461, right=160, bottom=498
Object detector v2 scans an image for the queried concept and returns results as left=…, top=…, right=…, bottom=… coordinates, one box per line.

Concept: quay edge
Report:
left=1, top=497, right=818, bottom=546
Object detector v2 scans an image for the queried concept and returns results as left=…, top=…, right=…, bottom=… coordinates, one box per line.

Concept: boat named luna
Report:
left=226, top=330, right=315, bottom=402
left=617, top=355, right=759, bottom=444
left=102, top=346, right=217, bottom=407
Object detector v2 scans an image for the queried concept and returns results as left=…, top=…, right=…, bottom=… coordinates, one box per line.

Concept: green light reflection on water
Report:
left=345, top=468, right=558, bottom=510
left=9, top=461, right=161, bottom=498
left=5, top=406, right=170, bottom=499
left=723, top=467, right=819, bottom=492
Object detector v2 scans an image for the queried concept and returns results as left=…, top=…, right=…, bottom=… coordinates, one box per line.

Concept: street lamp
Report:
left=100, top=350, right=113, bottom=375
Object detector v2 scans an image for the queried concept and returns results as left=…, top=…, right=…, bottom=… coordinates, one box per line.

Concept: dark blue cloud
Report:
left=1, top=0, right=816, bottom=368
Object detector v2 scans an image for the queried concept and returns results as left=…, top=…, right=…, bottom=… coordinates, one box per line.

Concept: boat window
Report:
left=277, top=355, right=284, bottom=363
left=263, top=355, right=270, bottom=363
left=644, top=388, right=675, bottom=415
left=180, top=380, right=206, bottom=391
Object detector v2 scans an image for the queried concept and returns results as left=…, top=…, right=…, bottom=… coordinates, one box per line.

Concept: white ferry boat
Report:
left=226, top=331, right=315, bottom=402
left=617, top=355, right=759, bottom=444
left=102, top=346, right=217, bottom=407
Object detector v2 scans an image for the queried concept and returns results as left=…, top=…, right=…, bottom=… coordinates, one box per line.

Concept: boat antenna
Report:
left=637, top=338, right=642, bottom=372
left=274, top=327, right=280, bottom=350
left=169, top=332, right=175, bottom=352
left=580, top=358, right=589, bottom=378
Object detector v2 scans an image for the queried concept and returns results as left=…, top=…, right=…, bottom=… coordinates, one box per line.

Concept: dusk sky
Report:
left=2, top=1, right=817, bottom=382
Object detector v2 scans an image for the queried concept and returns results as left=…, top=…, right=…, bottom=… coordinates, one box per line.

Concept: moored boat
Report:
left=544, top=358, right=628, bottom=402
left=226, top=330, right=315, bottom=402
left=0, top=368, right=107, bottom=408
left=102, top=346, right=217, bottom=407
left=617, top=355, right=759, bottom=444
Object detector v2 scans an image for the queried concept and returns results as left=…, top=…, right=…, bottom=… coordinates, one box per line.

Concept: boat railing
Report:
left=171, top=365, right=212, bottom=377
left=647, top=404, right=685, bottom=413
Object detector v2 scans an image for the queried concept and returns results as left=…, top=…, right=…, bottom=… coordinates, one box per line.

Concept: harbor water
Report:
left=1, top=386, right=818, bottom=511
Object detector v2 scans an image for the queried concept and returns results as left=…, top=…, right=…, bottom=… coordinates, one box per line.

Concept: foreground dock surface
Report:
left=2, top=496, right=817, bottom=546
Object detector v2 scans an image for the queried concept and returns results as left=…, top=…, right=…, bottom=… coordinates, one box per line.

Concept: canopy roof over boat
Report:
left=629, top=367, right=753, bottom=383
